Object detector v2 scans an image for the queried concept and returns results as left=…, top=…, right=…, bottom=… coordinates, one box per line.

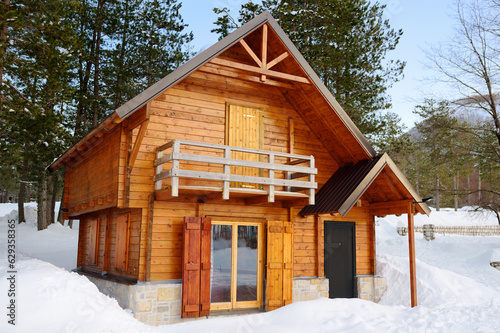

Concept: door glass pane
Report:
left=211, top=225, right=232, bottom=303
left=236, top=225, right=258, bottom=302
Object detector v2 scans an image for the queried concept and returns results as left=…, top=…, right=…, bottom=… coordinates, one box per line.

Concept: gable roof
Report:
left=49, top=10, right=378, bottom=172
left=299, top=153, right=430, bottom=216
left=114, top=11, right=375, bottom=159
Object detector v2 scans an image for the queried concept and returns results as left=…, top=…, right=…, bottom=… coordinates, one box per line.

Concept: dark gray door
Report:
left=324, top=221, right=356, bottom=298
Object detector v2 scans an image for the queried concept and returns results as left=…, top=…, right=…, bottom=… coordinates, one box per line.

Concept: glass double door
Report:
left=211, top=221, right=263, bottom=310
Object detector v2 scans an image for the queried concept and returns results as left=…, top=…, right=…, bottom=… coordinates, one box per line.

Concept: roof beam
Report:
left=239, top=39, right=262, bottom=68
left=369, top=199, right=412, bottom=216
left=267, top=52, right=289, bottom=70
left=261, top=24, right=268, bottom=81
left=210, top=57, right=310, bottom=84
left=198, top=63, right=297, bottom=90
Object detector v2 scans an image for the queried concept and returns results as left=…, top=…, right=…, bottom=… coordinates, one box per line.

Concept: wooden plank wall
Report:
left=116, top=62, right=375, bottom=281
left=127, top=64, right=338, bottom=209
left=77, top=208, right=142, bottom=279
left=128, top=64, right=343, bottom=281
left=66, top=126, right=121, bottom=216
left=150, top=200, right=288, bottom=281
left=292, top=204, right=375, bottom=278
left=324, top=205, right=375, bottom=276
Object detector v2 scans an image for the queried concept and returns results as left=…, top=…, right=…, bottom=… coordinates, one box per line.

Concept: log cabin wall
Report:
left=64, top=125, right=121, bottom=215
left=127, top=65, right=338, bottom=209
left=130, top=65, right=375, bottom=282
left=77, top=207, right=142, bottom=280
left=292, top=204, right=375, bottom=279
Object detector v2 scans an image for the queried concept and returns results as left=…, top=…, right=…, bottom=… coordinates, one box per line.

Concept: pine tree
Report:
left=413, top=99, right=459, bottom=210
left=0, top=0, right=76, bottom=229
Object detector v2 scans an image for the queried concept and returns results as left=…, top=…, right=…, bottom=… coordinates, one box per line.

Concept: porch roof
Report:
left=299, top=153, right=430, bottom=216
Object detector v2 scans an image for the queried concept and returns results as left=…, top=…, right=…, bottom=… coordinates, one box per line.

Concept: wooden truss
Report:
left=209, top=24, right=310, bottom=85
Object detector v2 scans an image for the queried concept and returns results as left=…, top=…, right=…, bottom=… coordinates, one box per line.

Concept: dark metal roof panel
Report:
left=299, top=155, right=385, bottom=216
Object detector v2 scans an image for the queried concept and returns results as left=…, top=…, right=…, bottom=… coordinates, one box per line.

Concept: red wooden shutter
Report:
left=266, top=220, right=293, bottom=311
left=182, top=216, right=212, bottom=318
left=115, top=214, right=130, bottom=270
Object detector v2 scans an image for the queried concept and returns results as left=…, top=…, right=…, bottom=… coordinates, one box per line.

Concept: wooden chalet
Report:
left=49, top=11, right=430, bottom=325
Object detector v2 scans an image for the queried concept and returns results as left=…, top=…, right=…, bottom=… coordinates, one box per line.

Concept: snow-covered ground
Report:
left=0, top=205, right=499, bottom=332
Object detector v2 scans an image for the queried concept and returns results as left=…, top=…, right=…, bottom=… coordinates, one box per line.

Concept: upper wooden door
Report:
left=225, top=104, right=264, bottom=189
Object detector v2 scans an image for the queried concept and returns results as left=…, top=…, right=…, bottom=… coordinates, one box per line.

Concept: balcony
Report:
left=153, top=139, right=317, bottom=204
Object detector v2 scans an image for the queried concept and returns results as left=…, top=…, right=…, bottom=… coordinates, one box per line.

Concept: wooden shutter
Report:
left=89, top=217, right=100, bottom=265
left=226, top=104, right=263, bottom=189
left=182, top=216, right=212, bottom=318
left=114, top=213, right=130, bottom=271
left=266, top=220, right=293, bottom=311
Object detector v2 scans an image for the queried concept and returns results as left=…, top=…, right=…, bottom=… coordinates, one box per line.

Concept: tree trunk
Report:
left=17, top=154, right=29, bottom=224
left=17, top=182, right=25, bottom=223
left=37, top=172, right=52, bottom=231
left=454, top=171, right=458, bottom=211
left=57, top=174, right=65, bottom=226
left=51, top=171, right=58, bottom=226
left=478, top=172, right=482, bottom=203
left=435, top=174, right=440, bottom=211
left=92, top=0, right=106, bottom=128
left=467, top=175, right=470, bottom=205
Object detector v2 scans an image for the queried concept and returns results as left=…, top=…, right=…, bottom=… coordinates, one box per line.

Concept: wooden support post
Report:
left=316, top=214, right=324, bottom=277
left=286, top=117, right=294, bottom=192
left=261, top=24, right=268, bottom=82
left=223, top=148, right=230, bottom=200
left=408, top=200, right=417, bottom=307
left=146, top=194, right=154, bottom=282
left=268, top=153, right=275, bottom=202
left=308, top=157, right=315, bottom=205
left=171, top=141, right=180, bottom=197
left=155, top=150, right=163, bottom=190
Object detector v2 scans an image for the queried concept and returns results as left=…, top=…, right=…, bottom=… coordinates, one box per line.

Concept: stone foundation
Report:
left=87, top=275, right=385, bottom=326
left=292, top=277, right=329, bottom=302
left=357, top=275, right=387, bottom=303
left=87, top=276, right=184, bottom=326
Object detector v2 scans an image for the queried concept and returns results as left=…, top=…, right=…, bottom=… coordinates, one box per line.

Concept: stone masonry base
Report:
left=357, top=275, right=387, bottom=302
left=87, top=275, right=386, bottom=326
left=87, top=276, right=184, bottom=326
left=293, top=277, right=329, bottom=302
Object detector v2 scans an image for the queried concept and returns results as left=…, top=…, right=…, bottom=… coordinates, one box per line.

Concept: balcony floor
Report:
left=155, top=185, right=308, bottom=202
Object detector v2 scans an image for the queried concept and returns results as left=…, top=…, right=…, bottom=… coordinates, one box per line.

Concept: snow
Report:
left=0, top=204, right=499, bottom=332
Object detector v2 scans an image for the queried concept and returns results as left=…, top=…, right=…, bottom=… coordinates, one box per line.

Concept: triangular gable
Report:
left=299, top=153, right=430, bottom=216
left=114, top=11, right=375, bottom=161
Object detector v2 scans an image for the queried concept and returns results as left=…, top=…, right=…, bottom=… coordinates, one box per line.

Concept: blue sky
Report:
left=179, top=0, right=457, bottom=130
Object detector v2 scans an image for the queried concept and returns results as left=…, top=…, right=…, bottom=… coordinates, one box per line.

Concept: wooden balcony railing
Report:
left=153, top=139, right=317, bottom=204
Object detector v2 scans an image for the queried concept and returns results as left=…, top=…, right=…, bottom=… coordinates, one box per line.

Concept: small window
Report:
left=115, top=213, right=130, bottom=271
left=89, top=218, right=100, bottom=265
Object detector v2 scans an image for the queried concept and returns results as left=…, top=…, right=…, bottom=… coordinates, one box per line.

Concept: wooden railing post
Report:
left=155, top=150, right=163, bottom=190
left=153, top=139, right=317, bottom=203
left=308, top=156, right=315, bottom=205
left=285, top=171, right=291, bottom=192
left=268, top=153, right=275, bottom=202
left=171, top=140, right=180, bottom=197
left=223, top=147, right=230, bottom=200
